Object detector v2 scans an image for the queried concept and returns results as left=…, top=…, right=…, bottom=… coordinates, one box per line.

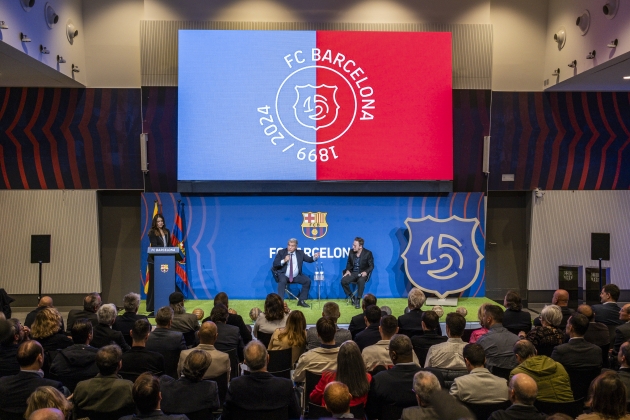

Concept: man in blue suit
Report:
left=272, top=238, right=319, bottom=308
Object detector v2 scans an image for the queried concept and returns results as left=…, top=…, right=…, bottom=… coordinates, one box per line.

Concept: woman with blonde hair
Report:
left=24, top=386, right=73, bottom=419
left=31, top=307, right=73, bottom=352
left=268, top=310, right=307, bottom=364
left=469, top=303, right=491, bottom=343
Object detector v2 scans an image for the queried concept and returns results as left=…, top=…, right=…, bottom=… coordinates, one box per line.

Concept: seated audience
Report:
left=160, top=350, right=220, bottom=415
left=577, top=371, right=630, bottom=420
left=145, top=306, right=186, bottom=378
left=294, top=316, right=340, bottom=382
left=489, top=373, right=547, bottom=420
left=121, top=319, right=165, bottom=379
left=27, top=408, right=66, bottom=420
left=477, top=305, right=519, bottom=371
left=469, top=303, right=490, bottom=343
left=311, top=340, right=371, bottom=407
left=249, top=307, right=261, bottom=323
left=398, top=288, right=427, bottom=338
left=73, top=345, right=135, bottom=417
left=253, top=293, right=289, bottom=337
left=25, top=297, right=64, bottom=332
left=222, top=341, right=300, bottom=419
left=112, top=292, right=148, bottom=346
left=613, top=303, right=630, bottom=355
left=533, top=289, right=574, bottom=330
left=401, top=371, right=442, bottom=420
left=121, top=373, right=189, bottom=420
left=66, top=292, right=101, bottom=333
left=178, top=321, right=229, bottom=379
left=24, top=386, right=72, bottom=420
left=50, top=318, right=99, bottom=391
left=215, top=292, right=252, bottom=344
left=0, top=341, right=66, bottom=417
left=349, top=294, right=377, bottom=339
left=616, top=341, right=630, bottom=393
left=577, top=304, right=610, bottom=347
left=168, top=292, right=200, bottom=337
left=0, top=318, right=27, bottom=377
left=592, top=284, right=623, bottom=327
left=381, top=305, right=392, bottom=316
left=31, top=307, right=73, bottom=353
left=306, top=302, right=351, bottom=350
left=411, top=311, right=447, bottom=366
left=209, top=303, right=244, bottom=361
left=354, top=305, right=383, bottom=351
left=551, top=313, right=602, bottom=369
left=91, top=303, right=131, bottom=351
left=510, top=339, right=573, bottom=402
left=363, top=314, right=419, bottom=371
left=450, top=343, right=509, bottom=403
left=520, top=305, right=564, bottom=355
left=322, top=381, right=353, bottom=419
left=502, top=291, right=532, bottom=334
left=425, top=312, right=467, bottom=369
left=268, top=309, right=307, bottom=365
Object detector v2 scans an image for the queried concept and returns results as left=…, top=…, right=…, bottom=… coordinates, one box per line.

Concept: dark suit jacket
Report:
left=121, top=346, right=165, bottom=377
left=592, top=303, right=623, bottom=326
left=584, top=321, right=611, bottom=347
left=160, top=375, right=220, bottom=414
left=91, top=324, right=131, bottom=351
left=533, top=306, right=574, bottom=330
left=488, top=404, right=547, bottom=420
left=398, top=309, right=443, bottom=337
left=66, top=309, right=99, bottom=333
left=613, top=322, right=630, bottom=353
left=214, top=322, right=244, bottom=360
left=0, top=344, right=20, bottom=377
left=112, top=312, right=149, bottom=345
left=0, top=371, right=65, bottom=415
left=550, top=337, right=602, bottom=368
left=349, top=312, right=367, bottom=339
left=145, top=328, right=186, bottom=378
left=503, top=309, right=532, bottom=333
left=344, top=248, right=374, bottom=275
left=148, top=229, right=171, bottom=263
left=222, top=371, right=300, bottom=419
left=25, top=306, right=65, bottom=331
left=272, top=248, right=315, bottom=276
left=227, top=313, right=252, bottom=345
left=411, top=331, right=448, bottom=366
left=354, top=324, right=381, bottom=351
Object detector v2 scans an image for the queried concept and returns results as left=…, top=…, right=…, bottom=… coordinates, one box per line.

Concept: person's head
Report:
left=249, top=307, right=261, bottom=321
left=279, top=310, right=306, bottom=348
left=389, top=334, right=414, bottom=364
left=463, top=343, right=486, bottom=371
left=131, top=318, right=152, bottom=344
left=379, top=315, right=399, bottom=340
left=482, top=305, right=504, bottom=327
left=352, top=237, right=364, bottom=253
left=445, top=312, right=466, bottom=338
left=589, top=371, right=627, bottom=418
left=477, top=303, right=491, bottom=325
left=17, top=340, right=44, bottom=369
left=316, top=316, right=337, bottom=344
left=412, top=371, right=441, bottom=408
left=214, top=292, right=229, bottom=308
left=96, top=303, right=117, bottom=326
left=509, top=374, right=538, bottom=406
left=151, top=213, right=165, bottom=232
left=540, top=304, right=562, bottom=327
left=364, top=305, right=382, bottom=326
left=421, top=311, right=439, bottom=332
left=456, top=306, right=468, bottom=317
left=83, top=292, right=101, bottom=313
left=244, top=340, right=268, bottom=372
left=182, top=349, right=211, bottom=382
left=336, top=341, right=370, bottom=398
left=210, top=303, right=229, bottom=324
left=361, top=293, right=377, bottom=311
left=513, top=340, right=536, bottom=364
left=322, top=302, right=341, bottom=323
left=27, top=408, right=66, bottom=420
left=504, top=291, right=523, bottom=311
left=380, top=306, right=392, bottom=316
left=323, top=382, right=352, bottom=416
left=24, top=386, right=72, bottom=419
left=551, top=289, right=570, bottom=307
left=155, top=306, right=174, bottom=327
left=198, top=321, right=218, bottom=345
left=287, top=238, right=298, bottom=253
left=577, top=304, right=595, bottom=322
left=133, top=373, right=161, bottom=415
left=618, top=341, right=630, bottom=368
left=31, top=307, right=63, bottom=339
left=123, top=292, right=141, bottom=313
left=407, top=288, right=426, bottom=310
left=1, top=318, right=25, bottom=346
left=601, top=284, right=620, bottom=303
left=95, top=345, right=122, bottom=375
left=169, top=292, right=186, bottom=315
left=620, top=304, right=630, bottom=323
left=38, top=296, right=54, bottom=309
left=70, top=318, right=93, bottom=345
left=566, top=313, right=589, bottom=337
left=263, top=293, right=285, bottom=322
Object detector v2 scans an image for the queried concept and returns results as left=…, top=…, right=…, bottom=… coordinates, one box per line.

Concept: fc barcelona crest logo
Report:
left=160, top=264, right=169, bottom=273
left=301, top=212, right=328, bottom=240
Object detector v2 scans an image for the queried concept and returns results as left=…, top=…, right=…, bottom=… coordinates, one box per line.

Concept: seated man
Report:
left=0, top=318, right=27, bottom=377
left=272, top=238, right=319, bottom=308
left=168, top=292, right=200, bottom=338
left=214, top=292, right=252, bottom=345
left=91, top=303, right=131, bottom=351
left=510, top=340, right=573, bottom=402
left=340, top=237, right=374, bottom=309
left=411, top=311, right=447, bottom=366
left=294, top=317, right=340, bottom=382
left=178, top=321, right=230, bottom=380
left=120, top=372, right=189, bottom=420
left=425, top=312, right=467, bottom=370
left=209, top=304, right=244, bottom=361
left=476, top=305, right=519, bottom=372
left=355, top=305, right=384, bottom=351
left=67, top=292, right=101, bottom=332
left=532, top=289, right=574, bottom=330
left=50, top=318, right=99, bottom=391
left=489, top=374, right=546, bottom=420
left=121, top=319, right=165, bottom=380
left=323, top=382, right=353, bottom=419
left=307, top=302, right=352, bottom=349
left=577, top=304, right=610, bottom=348
left=400, top=371, right=442, bottom=420
left=616, top=341, right=630, bottom=392
left=592, top=284, right=623, bottom=326
left=363, top=315, right=419, bottom=371
left=551, top=313, right=602, bottom=369
left=112, top=292, right=148, bottom=346
left=613, top=303, right=630, bottom=355
left=349, top=294, right=377, bottom=339
left=145, top=307, right=187, bottom=378
left=24, top=296, right=64, bottom=332
left=450, top=343, right=509, bottom=404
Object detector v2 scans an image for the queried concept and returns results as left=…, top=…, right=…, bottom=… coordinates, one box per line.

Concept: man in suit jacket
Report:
left=398, top=288, right=443, bottom=338
left=612, top=303, right=630, bottom=355
left=488, top=374, right=547, bottom=420
left=551, top=313, right=602, bottom=368
left=177, top=321, right=230, bottom=379
left=121, top=373, right=189, bottom=420
left=145, top=307, right=187, bottom=378
left=210, top=303, right=245, bottom=361
left=533, top=289, right=574, bottom=330
left=272, top=238, right=319, bottom=308
left=66, top=292, right=101, bottom=333
left=91, top=303, right=131, bottom=351
left=340, top=237, right=374, bottom=309
left=24, top=296, right=65, bottom=331
left=112, top=292, right=148, bottom=347
left=578, top=304, right=611, bottom=347
left=0, top=341, right=67, bottom=417
left=214, top=292, right=253, bottom=345
left=222, top=341, right=300, bottom=419
left=411, top=311, right=447, bottom=366
left=121, top=319, right=165, bottom=380
left=450, top=343, right=509, bottom=404
left=354, top=305, right=383, bottom=351
left=616, top=341, right=630, bottom=393
left=592, top=284, right=623, bottom=326
left=349, top=294, right=377, bottom=339
left=0, top=318, right=27, bottom=378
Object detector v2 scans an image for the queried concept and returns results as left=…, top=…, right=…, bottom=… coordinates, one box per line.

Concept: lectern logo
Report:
left=160, top=264, right=169, bottom=273
left=302, top=212, right=328, bottom=240
left=563, top=271, right=573, bottom=281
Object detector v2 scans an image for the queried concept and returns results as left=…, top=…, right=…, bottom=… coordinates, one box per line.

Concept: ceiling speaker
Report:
left=20, top=0, right=35, bottom=12
left=553, top=27, right=566, bottom=50
left=66, top=19, right=78, bottom=45
left=45, top=3, right=58, bottom=28
left=603, top=0, right=619, bottom=19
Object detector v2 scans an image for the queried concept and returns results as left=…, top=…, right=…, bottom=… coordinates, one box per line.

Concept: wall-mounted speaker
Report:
left=591, top=233, right=610, bottom=260
left=140, top=133, right=148, bottom=172
left=483, top=136, right=490, bottom=174
left=31, top=235, right=51, bottom=263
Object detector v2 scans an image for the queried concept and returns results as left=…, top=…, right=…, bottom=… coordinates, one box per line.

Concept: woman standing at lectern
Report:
left=147, top=213, right=170, bottom=314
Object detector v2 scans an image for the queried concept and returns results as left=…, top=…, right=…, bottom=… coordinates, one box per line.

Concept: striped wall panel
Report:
left=0, top=190, right=101, bottom=294
left=140, top=21, right=492, bottom=89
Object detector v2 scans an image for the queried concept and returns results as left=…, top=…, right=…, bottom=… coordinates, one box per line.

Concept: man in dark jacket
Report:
left=50, top=318, right=99, bottom=391
left=398, top=288, right=442, bottom=337
left=489, top=374, right=547, bottom=420
left=121, top=319, right=165, bottom=380
left=91, top=303, right=131, bottom=352
left=67, top=292, right=101, bottom=333
left=340, top=237, right=374, bottom=308
left=349, top=294, right=377, bottom=339
left=146, top=307, right=186, bottom=378
left=411, top=311, right=447, bottom=366
left=112, top=292, right=148, bottom=347
left=0, top=318, right=27, bottom=378
left=551, top=314, right=602, bottom=369
left=214, top=292, right=252, bottom=345
left=354, top=305, right=383, bottom=351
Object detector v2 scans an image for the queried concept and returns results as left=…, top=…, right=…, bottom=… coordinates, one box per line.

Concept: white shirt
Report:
left=425, top=338, right=467, bottom=369
left=282, top=253, right=300, bottom=278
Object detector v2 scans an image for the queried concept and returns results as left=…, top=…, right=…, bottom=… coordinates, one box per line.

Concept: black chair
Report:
left=534, top=398, right=584, bottom=418
left=434, top=368, right=468, bottom=389
left=56, top=372, right=98, bottom=392
left=600, top=343, right=610, bottom=369
left=350, top=403, right=365, bottom=419
left=345, top=271, right=372, bottom=306
left=268, top=348, right=293, bottom=379
left=257, top=331, right=274, bottom=348
left=182, top=330, right=197, bottom=347
left=224, top=348, right=240, bottom=380
left=490, top=366, right=512, bottom=380
left=0, top=409, right=25, bottom=420
left=307, top=403, right=330, bottom=419
left=225, top=406, right=288, bottom=420
left=381, top=404, right=404, bottom=420
left=271, top=268, right=300, bottom=302
left=462, top=328, right=480, bottom=343
left=464, top=400, right=511, bottom=420
left=565, top=366, right=601, bottom=401
left=209, top=371, right=229, bottom=405
left=304, top=371, right=323, bottom=414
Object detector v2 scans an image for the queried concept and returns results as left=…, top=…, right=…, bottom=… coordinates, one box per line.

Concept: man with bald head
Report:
left=489, top=374, right=546, bottom=420
left=533, top=289, right=573, bottom=330
left=24, top=296, right=64, bottom=331
left=323, top=382, right=353, bottom=418
left=178, top=321, right=230, bottom=379
left=612, top=303, right=630, bottom=356
left=28, top=408, right=65, bottom=420
left=577, top=304, right=610, bottom=348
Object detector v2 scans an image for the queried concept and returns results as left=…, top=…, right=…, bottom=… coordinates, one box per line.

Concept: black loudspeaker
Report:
left=31, top=235, right=51, bottom=263
left=591, top=233, right=610, bottom=261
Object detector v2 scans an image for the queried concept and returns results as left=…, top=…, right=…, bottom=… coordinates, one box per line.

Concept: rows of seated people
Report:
left=1, top=284, right=630, bottom=420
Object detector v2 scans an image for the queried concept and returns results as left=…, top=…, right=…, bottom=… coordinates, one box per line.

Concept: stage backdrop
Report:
left=140, top=193, right=485, bottom=300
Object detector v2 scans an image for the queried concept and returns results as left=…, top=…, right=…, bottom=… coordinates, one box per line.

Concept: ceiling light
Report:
left=66, top=19, right=78, bottom=45
left=44, top=3, right=58, bottom=29
left=576, top=10, right=591, bottom=36
left=624, top=76, right=630, bottom=80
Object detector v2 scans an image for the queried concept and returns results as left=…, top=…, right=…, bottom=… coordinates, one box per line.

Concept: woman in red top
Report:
left=310, top=340, right=372, bottom=407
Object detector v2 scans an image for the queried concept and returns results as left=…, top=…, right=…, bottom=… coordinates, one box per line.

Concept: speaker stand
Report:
left=38, top=261, right=43, bottom=303
left=599, top=258, right=603, bottom=291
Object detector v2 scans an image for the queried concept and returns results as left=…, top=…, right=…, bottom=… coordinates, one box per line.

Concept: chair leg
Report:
left=285, top=286, right=299, bottom=302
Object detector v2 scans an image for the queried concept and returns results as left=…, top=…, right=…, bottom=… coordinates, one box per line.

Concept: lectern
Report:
left=148, top=247, right=184, bottom=311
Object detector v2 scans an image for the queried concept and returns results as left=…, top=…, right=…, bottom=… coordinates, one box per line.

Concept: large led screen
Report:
left=178, top=30, right=452, bottom=181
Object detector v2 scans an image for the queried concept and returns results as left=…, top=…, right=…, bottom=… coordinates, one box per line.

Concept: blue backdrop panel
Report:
left=140, top=193, right=485, bottom=300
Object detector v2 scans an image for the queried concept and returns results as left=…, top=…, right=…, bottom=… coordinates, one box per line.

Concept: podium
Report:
left=558, top=265, right=582, bottom=309
left=148, top=247, right=184, bottom=311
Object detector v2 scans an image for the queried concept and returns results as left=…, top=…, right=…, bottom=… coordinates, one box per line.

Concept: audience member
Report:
left=112, top=292, right=148, bottom=346
left=551, top=313, right=602, bottom=369
left=502, top=291, right=532, bottom=334
left=323, top=381, right=354, bottom=419
left=91, top=303, right=131, bottom=351
left=160, top=350, right=220, bottom=416
left=249, top=307, right=261, bottom=323
left=469, top=303, right=491, bottom=343
left=381, top=305, right=392, bottom=316
left=214, top=292, right=253, bottom=344
left=121, top=319, right=165, bottom=379
left=252, top=293, right=289, bottom=337
left=168, top=292, right=200, bottom=337
left=521, top=305, right=564, bottom=355
left=307, top=302, right=352, bottom=350
left=616, top=341, right=630, bottom=393
left=209, top=303, right=244, bottom=361
left=578, top=304, right=611, bottom=347
left=592, top=284, right=623, bottom=326
left=450, top=343, right=509, bottom=404
left=398, top=288, right=427, bottom=337
left=25, top=297, right=64, bottom=332
left=488, top=373, right=547, bottom=420
left=349, top=294, right=377, bottom=339
left=222, top=341, right=300, bottom=419
left=613, top=304, right=630, bottom=355
left=31, top=307, right=73, bottom=352
left=268, top=309, right=307, bottom=365
left=145, top=307, right=186, bottom=378
left=0, top=318, right=27, bottom=377
left=49, top=318, right=99, bottom=391
left=533, top=289, right=574, bottom=330
left=510, top=339, right=573, bottom=402
left=477, top=305, right=519, bottom=371
left=311, top=341, right=371, bottom=407
left=363, top=314, right=419, bottom=370
left=425, top=312, right=467, bottom=369
left=294, top=316, right=340, bottom=382
left=400, top=371, right=442, bottom=420
left=577, top=371, right=630, bottom=420
left=27, top=408, right=66, bottom=420
left=24, top=386, right=72, bottom=420
left=411, top=311, right=447, bottom=366
left=121, top=373, right=189, bottom=420
left=66, top=292, right=101, bottom=332
left=178, top=321, right=229, bottom=379
left=354, top=305, right=383, bottom=351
